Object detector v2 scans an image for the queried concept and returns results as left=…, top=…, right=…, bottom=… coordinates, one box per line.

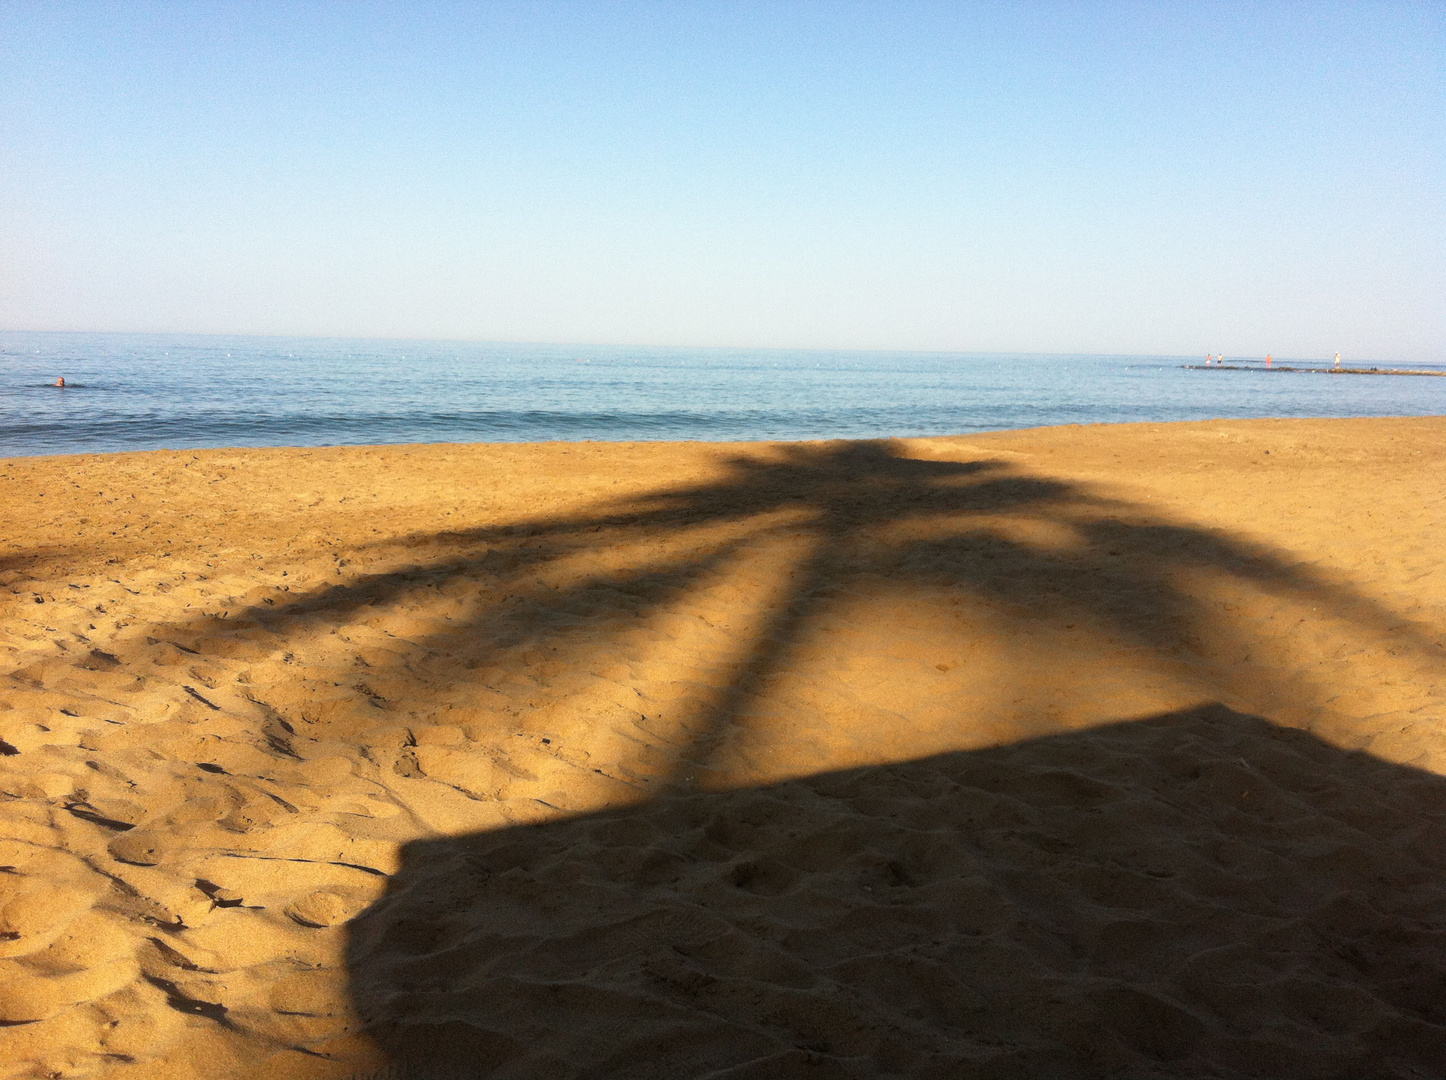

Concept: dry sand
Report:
left=0, top=416, right=1443, bottom=1079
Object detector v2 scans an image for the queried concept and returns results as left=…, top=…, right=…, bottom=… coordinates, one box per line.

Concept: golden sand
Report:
left=1, top=417, right=1443, bottom=1078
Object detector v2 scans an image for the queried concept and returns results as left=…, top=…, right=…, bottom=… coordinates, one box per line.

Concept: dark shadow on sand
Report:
left=346, top=704, right=1446, bottom=1079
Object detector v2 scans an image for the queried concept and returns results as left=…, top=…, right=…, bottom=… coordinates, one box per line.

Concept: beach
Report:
left=1, top=415, right=1444, bottom=1078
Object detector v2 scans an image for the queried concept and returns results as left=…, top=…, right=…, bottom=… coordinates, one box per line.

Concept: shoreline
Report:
left=3, top=410, right=1445, bottom=465
left=2, top=415, right=1444, bottom=1079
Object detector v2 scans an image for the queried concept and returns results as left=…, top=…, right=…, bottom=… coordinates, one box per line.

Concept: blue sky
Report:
left=1, top=2, right=1442, bottom=359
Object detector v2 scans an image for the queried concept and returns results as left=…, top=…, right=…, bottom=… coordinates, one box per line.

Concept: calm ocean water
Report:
left=1, top=332, right=1442, bottom=458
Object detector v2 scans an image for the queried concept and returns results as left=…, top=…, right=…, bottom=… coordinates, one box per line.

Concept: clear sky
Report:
left=1, top=2, right=1442, bottom=359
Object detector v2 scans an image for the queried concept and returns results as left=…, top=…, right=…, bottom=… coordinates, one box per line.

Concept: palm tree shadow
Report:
left=104, top=438, right=1443, bottom=1075
left=151, top=438, right=1441, bottom=787
left=345, top=703, right=1446, bottom=1079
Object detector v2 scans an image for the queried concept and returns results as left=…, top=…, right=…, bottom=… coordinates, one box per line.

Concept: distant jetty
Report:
left=1184, top=364, right=1446, bottom=377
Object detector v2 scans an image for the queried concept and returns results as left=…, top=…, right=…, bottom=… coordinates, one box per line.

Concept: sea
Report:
left=1, top=331, right=1442, bottom=458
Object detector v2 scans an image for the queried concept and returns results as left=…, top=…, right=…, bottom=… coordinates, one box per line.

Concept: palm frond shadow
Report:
left=150, top=440, right=1441, bottom=789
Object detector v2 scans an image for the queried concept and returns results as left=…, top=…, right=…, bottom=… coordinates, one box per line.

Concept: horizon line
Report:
left=0, top=327, right=1402, bottom=367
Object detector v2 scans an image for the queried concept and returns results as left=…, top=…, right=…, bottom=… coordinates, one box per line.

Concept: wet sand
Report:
left=1, top=417, right=1443, bottom=1079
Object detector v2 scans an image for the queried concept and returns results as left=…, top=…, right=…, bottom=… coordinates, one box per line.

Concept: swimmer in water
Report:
left=55, top=377, right=65, bottom=387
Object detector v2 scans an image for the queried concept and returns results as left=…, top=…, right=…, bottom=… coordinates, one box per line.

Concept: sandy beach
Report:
left=1, top=415, right=1443, bottom=1079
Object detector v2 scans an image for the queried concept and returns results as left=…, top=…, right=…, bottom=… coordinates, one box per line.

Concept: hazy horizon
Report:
left=0, top=326, right=1433, bottom=369
left=6, top=326, right=1435, bottom=370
